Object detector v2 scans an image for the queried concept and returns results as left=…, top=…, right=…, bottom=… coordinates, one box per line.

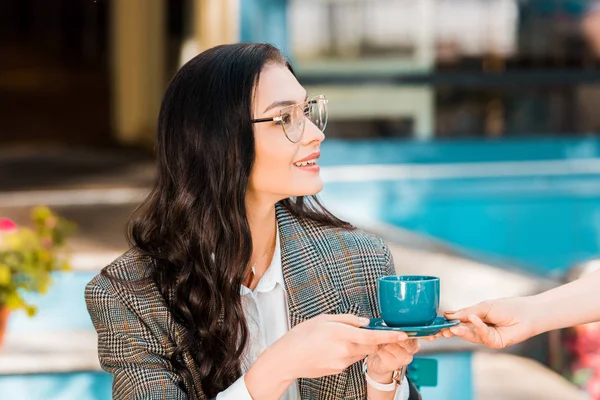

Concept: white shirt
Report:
left=216, top=230, right=410, bottom=400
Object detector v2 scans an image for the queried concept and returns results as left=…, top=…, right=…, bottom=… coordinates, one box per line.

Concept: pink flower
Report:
left=0, top=218, right=17, bottom=233
left=42, top=237, right=53, bottom=248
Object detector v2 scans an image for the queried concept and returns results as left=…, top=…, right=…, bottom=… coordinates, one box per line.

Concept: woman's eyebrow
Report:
left=262, top=93, right=309, bottom=114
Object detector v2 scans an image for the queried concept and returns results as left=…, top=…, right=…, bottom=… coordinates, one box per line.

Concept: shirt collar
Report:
left=241, top=224, right=284, bottom=295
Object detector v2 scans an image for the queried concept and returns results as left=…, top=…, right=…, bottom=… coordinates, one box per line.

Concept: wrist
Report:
left=368, top=370, right=394, bottom=384
left=267, top=340, right=298, bottom=382
left=365, top=358, right=394, bottom=384
left=527, top=294, right=552, bottom=336
left=245, top=345, right=295, bottom=399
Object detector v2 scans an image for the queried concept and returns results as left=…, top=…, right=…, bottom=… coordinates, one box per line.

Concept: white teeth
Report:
left=294, top=159, right=317, bottom=167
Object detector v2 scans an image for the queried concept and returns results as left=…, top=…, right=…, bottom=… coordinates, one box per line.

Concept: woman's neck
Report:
left=245, top=199, right=277, bottom=286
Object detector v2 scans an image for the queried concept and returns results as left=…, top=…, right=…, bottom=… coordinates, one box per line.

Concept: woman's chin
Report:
left=299, top=181, right=324, bottom=197
left=283, top=182, right=323, bottom=199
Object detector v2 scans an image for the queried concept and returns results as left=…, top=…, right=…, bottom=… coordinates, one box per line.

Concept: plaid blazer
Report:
left=85, top=204, right=422, bottom=400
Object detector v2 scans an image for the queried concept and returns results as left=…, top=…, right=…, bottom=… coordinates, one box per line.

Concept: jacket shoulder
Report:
left=87, top=248, right=153, bottom=285
left=310, top=222, right=392, bottom=265
left=84, top=248, right=160, bottom=308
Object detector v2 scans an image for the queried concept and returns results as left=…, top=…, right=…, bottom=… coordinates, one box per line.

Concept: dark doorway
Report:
left=0, top=0, right=112, bottom=146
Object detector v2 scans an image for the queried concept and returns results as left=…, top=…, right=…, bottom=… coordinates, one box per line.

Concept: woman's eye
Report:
left=280, top=113, right=292, bottom=125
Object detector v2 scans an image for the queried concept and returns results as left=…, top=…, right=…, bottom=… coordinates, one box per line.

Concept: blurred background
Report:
left=1, top=0, right=600, bottom=398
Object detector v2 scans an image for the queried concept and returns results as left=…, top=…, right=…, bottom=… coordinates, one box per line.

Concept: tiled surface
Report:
left=8, top=272, right=97, bottom=333
left=0, top=331, right=100, bottom=374
left=0, top=372, right=112, bottom=400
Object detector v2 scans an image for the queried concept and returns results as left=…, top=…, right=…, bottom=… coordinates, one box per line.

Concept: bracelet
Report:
left=362, top=357, right=399, bottom=392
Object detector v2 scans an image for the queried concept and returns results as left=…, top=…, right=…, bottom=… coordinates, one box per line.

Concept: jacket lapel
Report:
left=276, top=203, right=341, bottom=324
left=276, top=203, right=357, bottom=399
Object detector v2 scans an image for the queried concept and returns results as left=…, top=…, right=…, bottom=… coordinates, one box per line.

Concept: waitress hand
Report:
left=439, top=297, right=537, bottom=349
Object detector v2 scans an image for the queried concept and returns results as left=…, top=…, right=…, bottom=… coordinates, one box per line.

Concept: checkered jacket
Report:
left=85, top=204, right=422, bottom=399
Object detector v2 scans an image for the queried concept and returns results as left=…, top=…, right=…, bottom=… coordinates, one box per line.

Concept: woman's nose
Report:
left=301, top=119, right=325, bottom=145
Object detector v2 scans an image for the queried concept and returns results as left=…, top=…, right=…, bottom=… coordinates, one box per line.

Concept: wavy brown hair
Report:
left=124, top=43, right=351, bottom=398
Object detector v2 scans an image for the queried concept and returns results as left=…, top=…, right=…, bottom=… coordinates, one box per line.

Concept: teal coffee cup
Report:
left=378, top=275, right=440, bottom=327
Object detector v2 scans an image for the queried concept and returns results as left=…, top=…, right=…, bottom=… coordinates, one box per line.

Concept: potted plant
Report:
left=0, top=207, right=75, bottom=346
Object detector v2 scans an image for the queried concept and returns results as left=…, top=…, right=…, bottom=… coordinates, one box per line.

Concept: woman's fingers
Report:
left=445, top=301, right=494, bottom=322
left=351, top=343, right=381, bottom=357
left=338, top=323, right=408, bottom=345
left=437, top=314, right=507, bottom=348
left=446, top=322, right=484, bottom=344
left=468, top=314, right=503, bottom=348
left=383, top=341, right=418, bottom=365
left=377, top=345, right=413, bottom=368
left=324, top=313, right=371, bottom=327
left=441, top=328, right=454, bottom=338
left=399, top=338, right=420, bottom=354
left=444, top=317, right=504, bottom=347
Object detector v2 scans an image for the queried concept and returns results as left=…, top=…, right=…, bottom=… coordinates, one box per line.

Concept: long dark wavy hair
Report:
left=123, top=43, right=351, bottom=398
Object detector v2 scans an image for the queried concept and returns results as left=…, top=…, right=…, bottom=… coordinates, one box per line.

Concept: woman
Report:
left=439, top=268, right=600, bottom=348
left=85, top=43, right=421, bottom=400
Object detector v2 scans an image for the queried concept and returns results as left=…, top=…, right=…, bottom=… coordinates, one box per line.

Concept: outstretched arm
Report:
left=440, top=269, right=600, bottom=348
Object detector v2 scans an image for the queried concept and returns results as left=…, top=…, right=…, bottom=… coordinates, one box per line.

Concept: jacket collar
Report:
left=275, top=203, right=342, bottom=324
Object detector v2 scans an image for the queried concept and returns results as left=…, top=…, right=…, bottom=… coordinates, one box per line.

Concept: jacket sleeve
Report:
left=85, top=279, right=192, bottom=400
left=382, top=240, right=396, bottom=277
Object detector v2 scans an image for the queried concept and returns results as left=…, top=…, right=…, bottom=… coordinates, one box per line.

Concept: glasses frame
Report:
left=251, top=94, right=328, bottom=143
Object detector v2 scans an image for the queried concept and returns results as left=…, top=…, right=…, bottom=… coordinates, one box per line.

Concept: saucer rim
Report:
left=362, top=316, right=460, bottom=332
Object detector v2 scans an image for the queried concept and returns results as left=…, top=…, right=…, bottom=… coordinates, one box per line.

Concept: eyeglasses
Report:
left=251, top=94, right=328, bottom=143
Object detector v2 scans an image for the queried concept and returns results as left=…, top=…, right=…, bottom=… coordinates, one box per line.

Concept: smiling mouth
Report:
left=293, top=159, right=318, bottom=167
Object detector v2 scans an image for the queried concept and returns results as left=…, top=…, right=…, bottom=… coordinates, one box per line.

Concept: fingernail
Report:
left=359, top=317, right=370, bottom=325
left=398, top=334, right=407, bottom=340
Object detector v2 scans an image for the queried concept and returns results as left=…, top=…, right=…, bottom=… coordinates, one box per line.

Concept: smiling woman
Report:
left=84, top=43, right=423, bottom=400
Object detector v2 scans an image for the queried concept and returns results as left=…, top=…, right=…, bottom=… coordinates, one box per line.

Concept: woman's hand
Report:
left=279, top=313, right=409, bottom=379
left=439, top=296, right=538, bottom=349
left=366, top=339, right=420, bottom=383
left=245, top=313, right=411, bottom=399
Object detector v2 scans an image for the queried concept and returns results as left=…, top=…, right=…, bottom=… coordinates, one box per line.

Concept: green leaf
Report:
left=0, top=264, right=11, bottom=286
left=25, top=304, right=37, bottom=317
left=0, top=206, right=75, bottom=316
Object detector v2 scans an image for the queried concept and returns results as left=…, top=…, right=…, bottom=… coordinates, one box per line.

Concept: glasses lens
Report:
left=280, top=95, right=328, bottom=143
left=281, top=104, right=306, bottom=143
left=309, top=95, right=328, bottom=132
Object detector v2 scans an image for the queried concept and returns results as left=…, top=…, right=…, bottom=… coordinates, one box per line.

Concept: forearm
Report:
left=530, top=269, right=600, bottom=334
left=244, top=343, right=295, bottom=400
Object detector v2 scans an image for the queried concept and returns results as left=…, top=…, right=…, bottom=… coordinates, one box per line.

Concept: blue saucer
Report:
left=360, top=316, right=459, bottom=337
